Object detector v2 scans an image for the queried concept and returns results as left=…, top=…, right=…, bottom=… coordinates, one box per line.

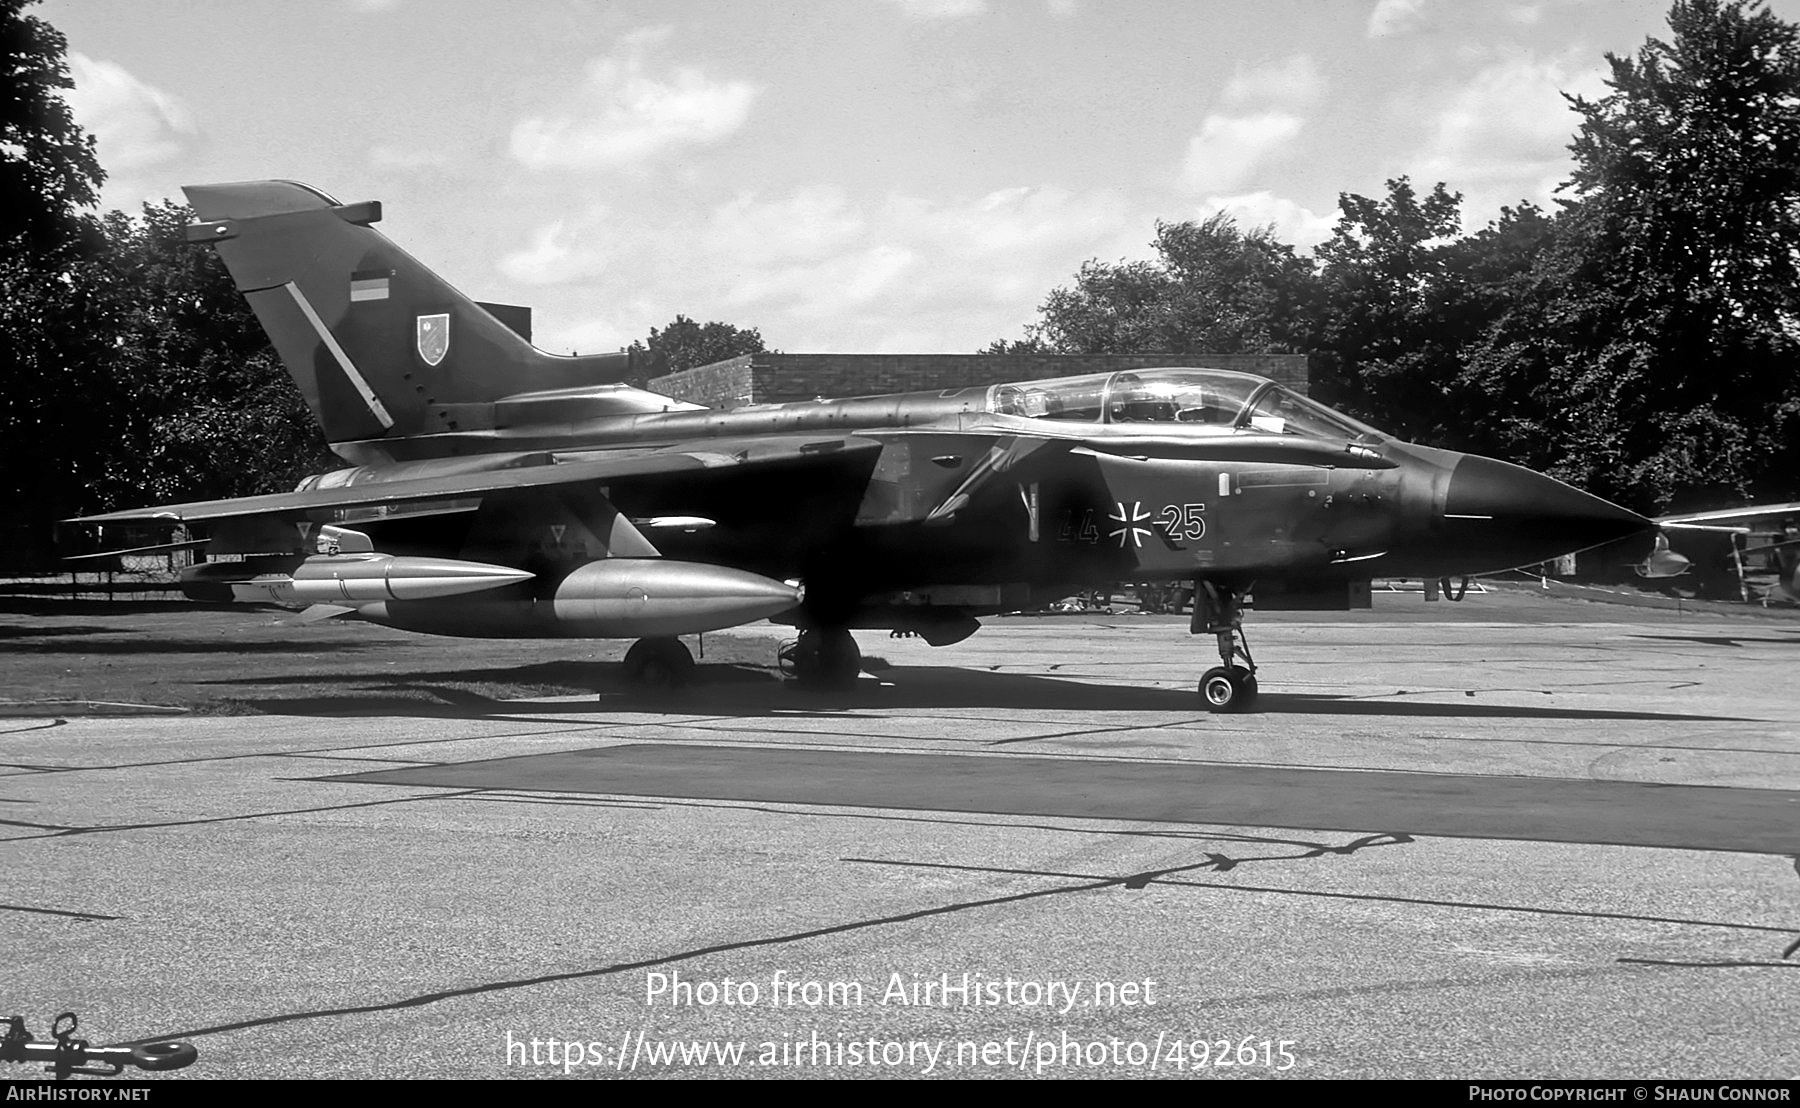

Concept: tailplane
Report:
left=184, top=180, right=638, bottom=445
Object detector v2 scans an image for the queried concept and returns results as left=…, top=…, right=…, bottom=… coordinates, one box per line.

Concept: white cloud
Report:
left=1367, top=0, right=1429, bottom=38
left=64, top=53, right=197, bottom=174
left=1196, top=191, right=1336, bottom=251
left=707, top=186, right=866, bottom=263
left=510, top=27, right=759, bottom=171
left=726, top=243, right=920, bottom=323
left=1414, top=49, right=1608, bottom=226
left=1176, top=55, right=1320, bottom=196
left=554, top=317, right=636, bottom=357
left=1221, top=54, right=1324, bottom=109
left=498, top=220, right=584, bottom=285
left=710, top=187, right=1138, bottom=329
left=505, top=185, right=1143, bottom=352
left=879, top=0, right=1087, bottom=18
left=877, top=0, right=988, bottom=19
left=1179, top=112, right=1303, bottom=194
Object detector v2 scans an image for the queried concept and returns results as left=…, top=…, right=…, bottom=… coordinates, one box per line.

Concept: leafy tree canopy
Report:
left=992, top=214, right=1319, bottom=357
left=629, top=315, right=769, bottom=382
left=1500, top=0, right=1800, bottom=509
left=94, top=202, right=334, bottom=508
left=0, top=0, right=109, bottom=561
left=0, top=0, right=102, bottom=256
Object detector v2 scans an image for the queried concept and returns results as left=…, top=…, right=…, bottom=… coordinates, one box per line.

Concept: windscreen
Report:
left=1242, top=385, right=1384, bottom=442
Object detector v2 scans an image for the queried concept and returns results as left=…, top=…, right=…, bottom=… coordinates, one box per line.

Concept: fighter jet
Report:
left=72, top=181, right=1656, bottom=711
left=1656, top=503, right=1800, bottom=603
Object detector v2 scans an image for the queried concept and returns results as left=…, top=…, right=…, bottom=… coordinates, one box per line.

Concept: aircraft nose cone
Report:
left=1442, top=454, right=1654, bottom=572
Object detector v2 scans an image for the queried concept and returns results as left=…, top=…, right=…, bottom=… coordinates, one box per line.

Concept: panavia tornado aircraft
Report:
left=74, top=181, right=1657, bottom=711
left=1654, top=503, right=1800, bottom=603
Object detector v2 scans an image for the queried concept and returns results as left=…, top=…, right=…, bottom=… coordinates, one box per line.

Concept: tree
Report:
left=1312, top=178, right=1462, bottom=436
left=1474, top=0, right=1800, bottom=510
left=627, top=315, right=768, bottom=384
left=1313, top=180, right=1559, bottom=450
left=993, top=214, right=1320, bottom=357
left=1024, top=255, right=1177, bottom=354
left=1567, top=0, right=1800, bottom=341
left=0, top=246, right=132, bottom=563
left=0, top=0, right=109, bottom=563
left=980, top=335, right=1050, bottom=355
left=0, top=0, right=102, bottom=255
left=1439, top=204, right=1570, bottom=466
left=93, top=202, right=333, bottom=508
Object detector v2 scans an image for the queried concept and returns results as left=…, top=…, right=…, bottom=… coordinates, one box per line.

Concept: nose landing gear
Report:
left=1193, top=581, right=1258, bottom=712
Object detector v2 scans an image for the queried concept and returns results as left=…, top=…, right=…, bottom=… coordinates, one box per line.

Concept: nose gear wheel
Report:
left=1193, top=581, right=1259, bottom=712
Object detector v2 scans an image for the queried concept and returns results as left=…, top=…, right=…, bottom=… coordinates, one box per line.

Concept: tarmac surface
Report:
left=3, top=588, right=1798, bottom=1080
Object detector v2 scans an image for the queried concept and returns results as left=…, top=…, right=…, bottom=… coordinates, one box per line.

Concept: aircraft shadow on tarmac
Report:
left=206, top=660, right=1755, bottom=724
left=1629, top=632, right=1800, bottom=648
left=0, top=599, right=244, bottom=616
left=3, top=639, right=369, bottom=655
left=0, top=624, right=116, bottom=640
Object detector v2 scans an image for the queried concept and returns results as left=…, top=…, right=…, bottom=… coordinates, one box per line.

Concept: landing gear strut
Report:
left=622, top=636, right=696, bottom=693
left=779, top=627, right=862, bottom=690
left=1192, top=581, right=1258, bottom=712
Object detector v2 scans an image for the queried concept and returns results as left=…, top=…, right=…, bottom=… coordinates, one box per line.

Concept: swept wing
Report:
left=72, top=435, right=885, bottom=525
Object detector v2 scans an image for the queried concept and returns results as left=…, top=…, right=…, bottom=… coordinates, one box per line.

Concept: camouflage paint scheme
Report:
left=75, top=182, right=1656, bottom=708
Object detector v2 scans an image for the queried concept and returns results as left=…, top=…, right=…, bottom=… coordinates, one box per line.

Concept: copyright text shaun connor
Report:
left=1470, top=1088, right=1791, bottom=1102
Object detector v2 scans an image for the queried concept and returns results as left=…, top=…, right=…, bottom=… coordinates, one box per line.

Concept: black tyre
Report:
left=130, top=1041, right=198, bottom=1071
left=623, top=637, right=695, bottom=692
left=1234, top=666, right=1259, bottom=709
left=815, top=628, right=862, bottom=686
left=1198, top=665, right=1256, bottom=712
left=788, top=628, right=862, bottom=690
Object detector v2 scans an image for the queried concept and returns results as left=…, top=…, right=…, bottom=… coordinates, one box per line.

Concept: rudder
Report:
left=184, top=180, right=633, bottom=445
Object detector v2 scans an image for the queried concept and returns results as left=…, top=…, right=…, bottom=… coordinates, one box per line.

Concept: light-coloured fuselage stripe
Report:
left=285, top=282, right=396, bottom=430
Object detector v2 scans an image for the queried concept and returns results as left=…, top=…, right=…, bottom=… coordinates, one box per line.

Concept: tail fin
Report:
left=183, top=180, right=636, bottom=445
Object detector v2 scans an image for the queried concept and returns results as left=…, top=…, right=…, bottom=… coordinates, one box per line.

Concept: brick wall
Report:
left=651, top=356, right=758, bottom=407
left=650, top=353, right=1311, bottom=408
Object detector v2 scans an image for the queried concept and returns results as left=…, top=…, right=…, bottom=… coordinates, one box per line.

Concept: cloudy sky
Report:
left=40, top=0, right=1798, bottom=354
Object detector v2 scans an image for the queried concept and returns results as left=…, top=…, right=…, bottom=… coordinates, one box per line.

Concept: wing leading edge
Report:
left=72, top=435, right=885, bottom=525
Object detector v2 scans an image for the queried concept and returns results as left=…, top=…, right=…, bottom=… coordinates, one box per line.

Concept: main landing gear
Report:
left=1192, top=581, right=1258, bottom=712
left=779, top=627, right=862, bottom=690
left=622, top=636, right=696, bottom=693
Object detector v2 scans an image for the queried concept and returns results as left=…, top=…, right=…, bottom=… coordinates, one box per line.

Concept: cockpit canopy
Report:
left=985, top=367, right=1384, bottom=443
